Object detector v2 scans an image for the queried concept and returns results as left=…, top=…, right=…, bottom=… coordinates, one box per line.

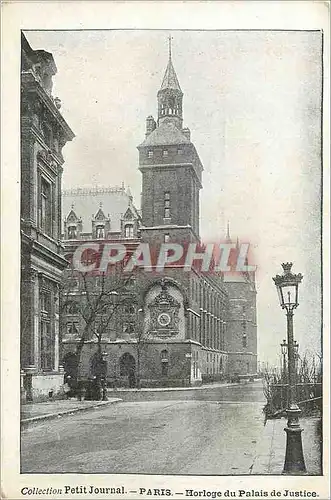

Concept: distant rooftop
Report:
left=62, top=184, right=139, bottom=234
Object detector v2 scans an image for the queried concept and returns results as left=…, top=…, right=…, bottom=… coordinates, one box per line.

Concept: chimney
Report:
left=182, top=127, right=191, bottom=141
left=145, top=115, right=156, bottom=138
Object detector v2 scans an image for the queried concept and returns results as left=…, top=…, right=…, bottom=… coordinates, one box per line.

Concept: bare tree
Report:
left=61, top=265, right=133, bottom=398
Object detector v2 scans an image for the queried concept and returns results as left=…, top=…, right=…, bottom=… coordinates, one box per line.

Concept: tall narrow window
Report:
left=40, top=290, right=53, bottom=371
left=148, top=150, right=153, bottom=158
left=40, top=178, right=52, bottom=235
left=164, top=192, right=171, bottom=219
left=68, top=226, right=77, bottom=239
left=161, top=349, right=169, bottom=376
left=164, top=233, right=170, bottom=243
left=163, top=150, right=168, bottom=157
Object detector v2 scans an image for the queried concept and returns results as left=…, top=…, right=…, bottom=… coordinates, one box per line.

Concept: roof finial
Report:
left=168, top=34, right=172, bottom=60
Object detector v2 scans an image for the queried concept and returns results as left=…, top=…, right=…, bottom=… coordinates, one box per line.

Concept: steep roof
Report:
left=62, top=186, right=139, bottom=234
left=160, top=58, right=182, bottom=92
left=138, top=120, right=191, bottom=148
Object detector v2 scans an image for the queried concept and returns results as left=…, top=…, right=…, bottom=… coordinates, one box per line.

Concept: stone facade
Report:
left=21, top=33, right=74, bottom=401
left=60, top=45, right=257, bottom=387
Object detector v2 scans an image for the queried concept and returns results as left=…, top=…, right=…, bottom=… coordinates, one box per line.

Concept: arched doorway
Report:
left=119, top=353, right=136, bottom=387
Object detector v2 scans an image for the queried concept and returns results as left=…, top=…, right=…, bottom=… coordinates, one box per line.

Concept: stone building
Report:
left=21, top=33, right=75, bottom=400
left=61, top=44, right=257, bottom=387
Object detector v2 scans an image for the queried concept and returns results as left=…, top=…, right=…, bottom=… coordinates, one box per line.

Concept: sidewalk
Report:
left=21, top=398, right=122, bottom=426
left=252, top=416, right=322, bottom=475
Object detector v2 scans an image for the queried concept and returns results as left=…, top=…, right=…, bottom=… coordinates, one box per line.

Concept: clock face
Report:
left=157, top=312, right=171, bottom=327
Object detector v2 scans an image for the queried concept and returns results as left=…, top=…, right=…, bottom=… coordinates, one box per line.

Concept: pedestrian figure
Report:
left=63, top=375, right=71, bottom=399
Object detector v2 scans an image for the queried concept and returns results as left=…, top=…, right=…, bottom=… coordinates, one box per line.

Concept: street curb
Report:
left=21, top=399, right=122, bottom=427
left=108, top=382, right=246, bottom=393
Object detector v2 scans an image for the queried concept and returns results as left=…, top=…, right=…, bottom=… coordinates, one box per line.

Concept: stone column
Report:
left=22, top=270, right=38, bottom=370
left=33, top=274, right=40, bottom=370
left=33, top=143, right=38, bottom=224
left=53, top=284, right=60, bottom=371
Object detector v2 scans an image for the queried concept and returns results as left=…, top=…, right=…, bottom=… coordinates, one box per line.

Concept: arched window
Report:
left=119, top=353, right=136, bottom=379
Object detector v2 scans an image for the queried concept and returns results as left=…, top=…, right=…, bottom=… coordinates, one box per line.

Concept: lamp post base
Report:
left=283, top=426, right=307, bottom=475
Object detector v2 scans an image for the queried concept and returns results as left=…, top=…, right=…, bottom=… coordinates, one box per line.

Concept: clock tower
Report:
left=138, top=39, right=203, bottom=245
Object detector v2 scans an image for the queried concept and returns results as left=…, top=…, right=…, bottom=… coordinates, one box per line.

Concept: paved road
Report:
left=21, top=382, right=266, bottom=475
left=108, top=381, right=266, bottom=403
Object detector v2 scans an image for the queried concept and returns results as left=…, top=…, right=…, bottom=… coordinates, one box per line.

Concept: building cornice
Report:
left=21, top=72, right=75, bottom=140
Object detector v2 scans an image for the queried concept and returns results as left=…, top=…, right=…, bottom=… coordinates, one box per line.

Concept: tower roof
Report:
left=159, top=37, right=182, bottom=93
left=160, top=59, right=182, bottom=92
left=138, top=120, right=191, bottom=148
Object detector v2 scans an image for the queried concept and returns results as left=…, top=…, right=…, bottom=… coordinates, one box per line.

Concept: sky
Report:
left=24, top=30, right=322, bottom=365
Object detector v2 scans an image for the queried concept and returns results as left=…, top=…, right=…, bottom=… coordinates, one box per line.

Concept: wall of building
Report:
left=140, top=164, right=199, bottom=231
left=224, top=278, right=258, bottom=375
left=20, top=34, right=74, bottom=401
left=62, top=340, right=193, bottom=388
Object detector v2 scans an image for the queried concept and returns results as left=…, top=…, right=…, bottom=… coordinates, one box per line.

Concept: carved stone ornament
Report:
left=37, top=149, right=56, bottom=168
left=148, top=280, right=180, bottom=337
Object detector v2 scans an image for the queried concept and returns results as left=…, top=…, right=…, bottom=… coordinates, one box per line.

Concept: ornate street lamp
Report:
left=273, top=262, right=306, bottom=474
left=280, top=339, right=288, bottom=383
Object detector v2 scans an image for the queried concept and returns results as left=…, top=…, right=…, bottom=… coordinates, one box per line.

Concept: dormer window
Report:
left=96, top=226, right=105, bottom=239
left=125, top=224, right=134, bottom=238
left=163, top=150, right=168, bottom=158
left=68, top=226, right=77, bottom=239
left=148, top=150, right=153, bottom=158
